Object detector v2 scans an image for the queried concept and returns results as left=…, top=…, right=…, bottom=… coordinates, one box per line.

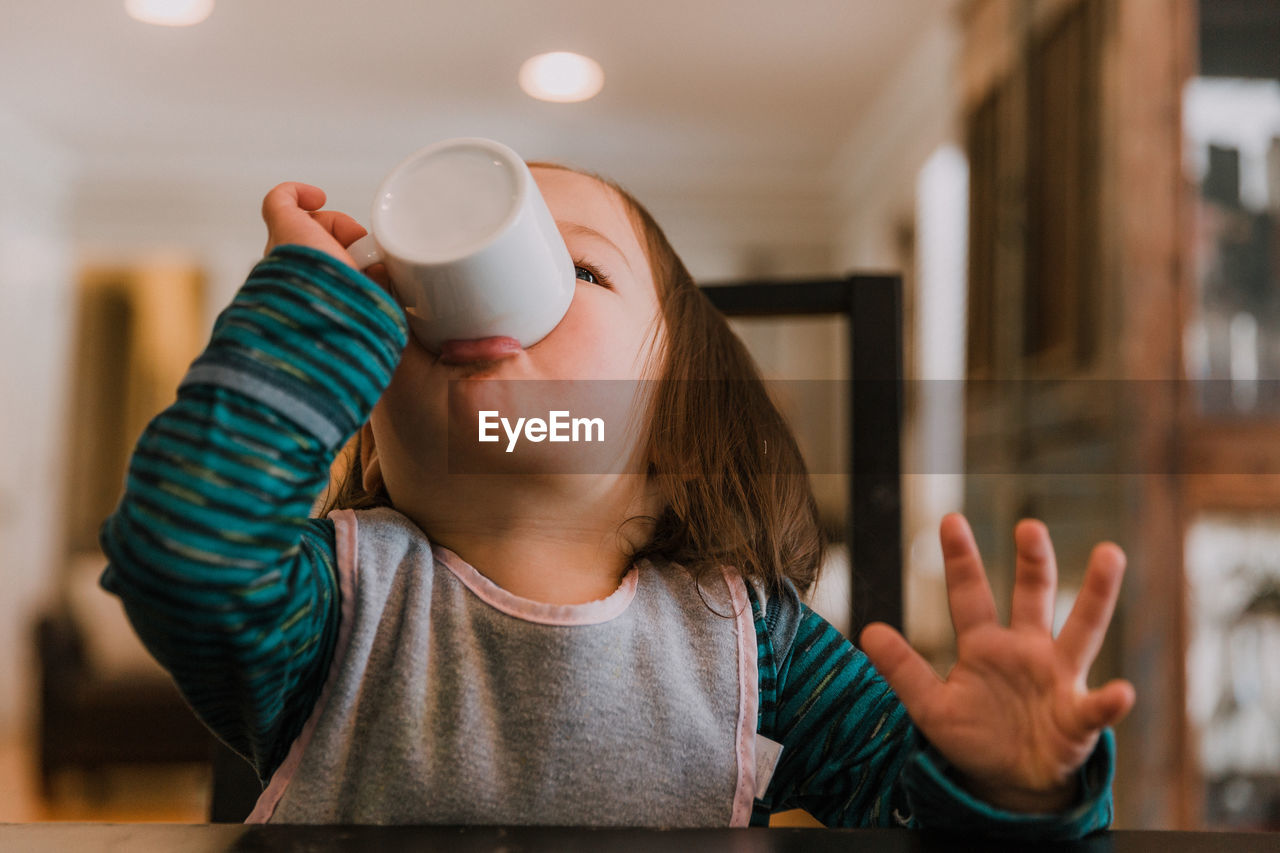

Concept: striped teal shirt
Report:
left=100, top=244, right=1114, bottom=836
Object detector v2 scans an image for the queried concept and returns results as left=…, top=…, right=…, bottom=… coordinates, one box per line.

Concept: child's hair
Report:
left=320, top=163, right=825, bottom=597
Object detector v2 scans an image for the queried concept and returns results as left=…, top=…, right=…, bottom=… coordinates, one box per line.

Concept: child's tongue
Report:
left=439, top=336, right=523, bottom=363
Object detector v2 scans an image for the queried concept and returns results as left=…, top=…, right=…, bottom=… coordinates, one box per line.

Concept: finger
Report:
left=860, top=622, right=943, bottom=720
left=940, top=513, right=998, bottom=635
left=1056, top=542, right=1126, bottom=673
left=1076, top=679, right=1136, bottom=731
left=262, top=182, right=326, bottom=225
left=261, top=183, right=328, bottom=255
left=309, top=210, right=368, bottom=248
left=1010, top=519, right=1058, bottom=632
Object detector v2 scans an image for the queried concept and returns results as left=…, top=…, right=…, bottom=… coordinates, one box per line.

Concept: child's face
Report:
left=367, top=167, right=666, bottom=493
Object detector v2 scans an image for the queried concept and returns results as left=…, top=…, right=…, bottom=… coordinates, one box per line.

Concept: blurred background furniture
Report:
left=960, top=0, right=1280, bottom=830
left=28, top=265, right=215, bottom=803
left=33, top=554, right=213, bottom=797
left=703, top=274, right=904, bottom=637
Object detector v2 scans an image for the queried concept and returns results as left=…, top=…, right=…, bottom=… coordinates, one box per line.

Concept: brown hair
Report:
left=320, top=164, right=825, bottom=596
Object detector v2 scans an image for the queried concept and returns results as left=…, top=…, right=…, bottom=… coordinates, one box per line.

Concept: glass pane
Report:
left=1183, top=76, right=1280, bottom=415
left=1185, top=513, right=1280, bottom=829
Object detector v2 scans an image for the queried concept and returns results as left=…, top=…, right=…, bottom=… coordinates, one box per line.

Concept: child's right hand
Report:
left=859, top=514, right=1134, bottom=814
left=261, top=182, right=369, bottom=272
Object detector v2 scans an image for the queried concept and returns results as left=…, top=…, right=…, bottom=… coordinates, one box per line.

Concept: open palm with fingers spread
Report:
left=860, top=514, right=1136, bottom=814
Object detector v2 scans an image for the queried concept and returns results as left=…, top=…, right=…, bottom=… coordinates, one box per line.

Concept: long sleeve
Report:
left=751, top=591, right=1115, bottom=838
left=99, top=244, right=408, bottom=782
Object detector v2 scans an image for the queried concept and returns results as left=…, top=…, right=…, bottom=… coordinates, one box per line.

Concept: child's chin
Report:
left=439, top=355, right=517, bottom=375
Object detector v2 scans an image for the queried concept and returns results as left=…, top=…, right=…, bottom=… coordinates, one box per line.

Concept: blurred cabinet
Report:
left=960, top=0, right=1195, bottom=829
left=64, top=263, right=205, bottom=552
left=1177, top=0, right=1280, bottom=831
left=40, top=261, right=212, bottom=791
left=964, top=0, right=1280, bottom=831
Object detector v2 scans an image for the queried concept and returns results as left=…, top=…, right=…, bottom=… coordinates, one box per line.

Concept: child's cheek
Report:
left=545, top=296, right=640, bottom=381
left=377, top=346, right=450, bottom=467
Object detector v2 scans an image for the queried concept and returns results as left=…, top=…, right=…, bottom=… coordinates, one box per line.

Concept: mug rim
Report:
left=369, top=136, right=531, bottom=265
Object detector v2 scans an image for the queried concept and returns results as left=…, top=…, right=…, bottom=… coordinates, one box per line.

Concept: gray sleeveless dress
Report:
left=249, top=507, right=760, bottom=826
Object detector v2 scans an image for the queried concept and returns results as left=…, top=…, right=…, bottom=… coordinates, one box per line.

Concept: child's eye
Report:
left=574, top=264, right=611, bottom=288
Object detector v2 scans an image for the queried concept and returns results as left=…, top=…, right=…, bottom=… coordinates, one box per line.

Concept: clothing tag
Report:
left=754, top=734, right=784, bottom=797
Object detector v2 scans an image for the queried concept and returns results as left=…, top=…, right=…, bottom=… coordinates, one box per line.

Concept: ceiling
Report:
left=1, top=1, right=951, bottom=226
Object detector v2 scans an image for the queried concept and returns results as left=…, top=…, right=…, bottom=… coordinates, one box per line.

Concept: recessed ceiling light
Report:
left=125, top=0, right=215, bottom=27
left=518, top=52, right=604, bottom=103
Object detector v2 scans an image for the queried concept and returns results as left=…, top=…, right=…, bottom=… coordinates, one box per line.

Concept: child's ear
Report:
left=360, top=422, right=384, bottom=493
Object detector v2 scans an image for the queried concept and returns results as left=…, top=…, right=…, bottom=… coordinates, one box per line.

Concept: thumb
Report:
left=262, top=182, right=325, bottom=229
left=260, top=182, right=356, bottom=265
left=860, top=622, right=942, bottom=721
left=1076, top=678, right=1136, bottom=731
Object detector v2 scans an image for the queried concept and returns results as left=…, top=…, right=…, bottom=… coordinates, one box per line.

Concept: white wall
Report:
left=641, top=187, right=838, bottom=281
left=906, top=145, right=970, bottom=653
left=830, top=19, right=960, bottom=272
left=73, top=171, right=305, bottom=321
left=0, top=108, right=76, bottom=731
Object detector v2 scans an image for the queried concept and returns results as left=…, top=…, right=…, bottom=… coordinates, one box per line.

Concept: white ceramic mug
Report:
left=346, top=137, right=575, bottom=351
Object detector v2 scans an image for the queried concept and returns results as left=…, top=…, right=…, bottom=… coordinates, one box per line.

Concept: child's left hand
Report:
left=859, top=513, right=1136, bottom=814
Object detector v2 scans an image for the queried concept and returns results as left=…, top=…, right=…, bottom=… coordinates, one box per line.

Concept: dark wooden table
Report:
left=0, top=825, right=1274, bottom=852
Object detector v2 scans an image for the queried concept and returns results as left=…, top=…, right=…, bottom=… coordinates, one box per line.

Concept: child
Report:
left=100, top=164, right=1134, bottom=835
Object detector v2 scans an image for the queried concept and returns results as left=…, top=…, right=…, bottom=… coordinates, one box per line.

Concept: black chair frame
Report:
left=700, top=274, right=904, bottom=638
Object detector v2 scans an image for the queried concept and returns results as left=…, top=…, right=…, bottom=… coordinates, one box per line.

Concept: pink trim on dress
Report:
left=246, top=509, right=362, bottom=823
left=431, top=544, right=640, bottom=626
left=723, top=566, right=759, bottom=828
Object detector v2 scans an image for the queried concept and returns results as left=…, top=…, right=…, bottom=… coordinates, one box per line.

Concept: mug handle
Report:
left=346, top=234, right=383, bottom=270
